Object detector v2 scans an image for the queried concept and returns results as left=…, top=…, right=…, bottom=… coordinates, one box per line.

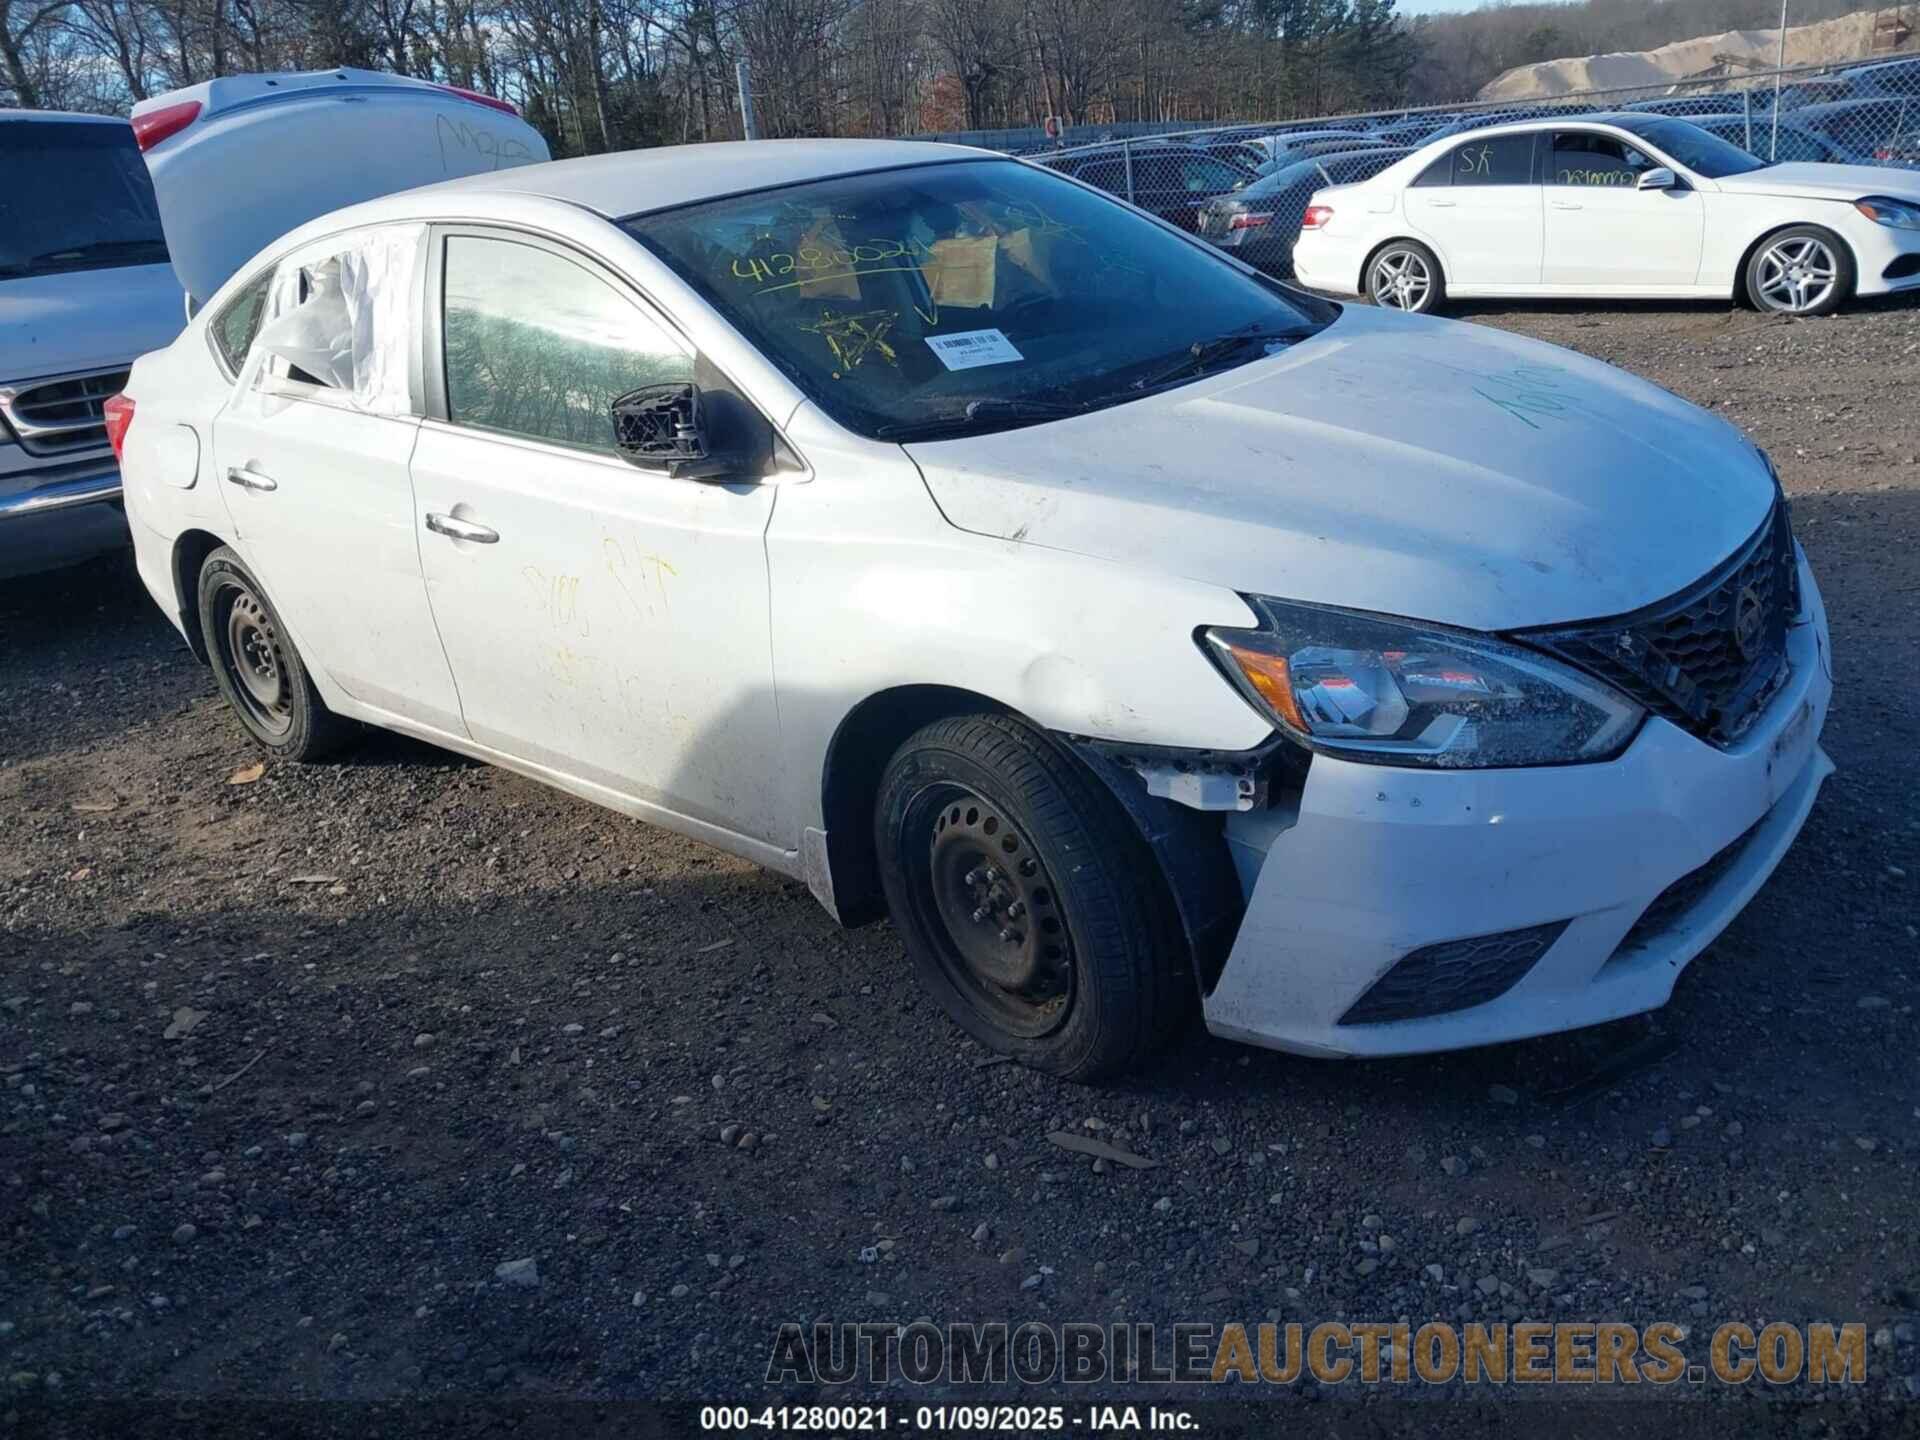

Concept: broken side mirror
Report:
left=611, top=382, right=738, bottom=480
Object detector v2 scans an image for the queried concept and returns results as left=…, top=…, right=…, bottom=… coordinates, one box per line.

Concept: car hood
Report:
left=0, top=262, right=183, bottom=383
left=904, top=306, right=1776, bottom=632
left=1713, top=162, right=1919, bottom=200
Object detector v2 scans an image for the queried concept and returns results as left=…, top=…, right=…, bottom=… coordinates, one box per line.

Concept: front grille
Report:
left=1614, top=820, right=1764, bottom=955
left=1521, top=502, right=1799, bottom=746
left=1338, top=920, right=1570, bottom=1026
left=0, top=368, right=130, bottom=458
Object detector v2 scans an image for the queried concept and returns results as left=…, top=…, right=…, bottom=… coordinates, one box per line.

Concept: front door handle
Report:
left=1425, top=198, right=1457, bottom=208
left=425, top=512, right=499, bottom=544
left=226, top=465, right=278, bottom=492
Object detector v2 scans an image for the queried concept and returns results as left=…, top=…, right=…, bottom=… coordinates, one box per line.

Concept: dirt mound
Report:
left=1478, top=9, right=1884, bottom=100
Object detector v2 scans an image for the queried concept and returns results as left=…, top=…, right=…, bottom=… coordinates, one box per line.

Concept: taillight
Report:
left=1228, top=211, right=1274, bottom=230
left=1301, top=205, right=1333, bottom=230
left=103, top=394, right=135, bottom=461
left=132, top=100, right=201, bottom=151
left=438, top=84, right=518, bottom=116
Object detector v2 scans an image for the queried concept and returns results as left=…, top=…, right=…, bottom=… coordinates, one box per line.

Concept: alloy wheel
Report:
left=1755, top=236, right=1838, bottom=314
left=1371, top=248, right=1432, bottom=311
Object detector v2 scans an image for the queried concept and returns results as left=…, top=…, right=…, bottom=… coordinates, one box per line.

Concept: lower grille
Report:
left=1339, top=920, right=1570, bottom=1026
left=1521, top=501, right=1799, bottom=747
left=1615, top=821, right=1764, bottom=956
left=0, top=368, right=131, bottom=458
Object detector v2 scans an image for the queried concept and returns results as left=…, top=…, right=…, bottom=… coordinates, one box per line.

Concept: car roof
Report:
left=0, top=108, right=127, bottom=125
left=416, top=137, right=992, bottom=218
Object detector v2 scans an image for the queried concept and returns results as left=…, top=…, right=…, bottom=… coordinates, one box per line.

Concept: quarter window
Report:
left=211, top=270, right=274, bottom=375
left=1549, top=133, right=1656, bottom=187
left=1446, top=135, right=1535, bottom=186
left=440, top=235, right=693, bottom=455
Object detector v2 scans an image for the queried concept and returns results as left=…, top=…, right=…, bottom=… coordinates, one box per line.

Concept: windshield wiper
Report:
left=876, top=397, right=1080, bottom=441
left=1129, top=322, right=1318, bottom=393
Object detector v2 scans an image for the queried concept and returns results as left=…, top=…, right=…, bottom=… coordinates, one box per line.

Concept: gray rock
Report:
left=1440, top=1155, right=1469, bottom=1177
left=930, top=1195, right=958, bottom=1212
left=1488, top=1084, right=1519, bottom=1105
left=1651, top=1127, right=1672, bottom=1149
left=1153, top=1196, right=1173, bottom=1213
left=171, top=1223, right=197, bottom=1245
left=1455, top=1217, right=1479, bottom=1236
left=1527, top=1268, right=1558, bottom=1288
left=495, top=1258, right=540, bottom=1288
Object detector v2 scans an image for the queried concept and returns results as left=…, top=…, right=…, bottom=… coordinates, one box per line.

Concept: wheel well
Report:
left=818, top=685, right=1012, bottom=926
left=1732, top=222, right=1855, bottom=306
left=170, top=529, right=227, bottom=664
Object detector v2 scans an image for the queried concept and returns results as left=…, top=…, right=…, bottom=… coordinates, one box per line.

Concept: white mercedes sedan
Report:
left=1293, top=112, right=1920, bottom=316
left=114, top=74, right=1833, bottom=1080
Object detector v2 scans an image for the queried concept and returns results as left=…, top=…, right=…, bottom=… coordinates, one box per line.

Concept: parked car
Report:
left=1197, top=146, right=1411, bottom=278
left=1772, top=77, right=1855, bottom=111
left=1293, top=112, right=1920, bottom=316
left=1, top=73, right=548, bottom=584
left=1239, top=128, right=1374, bottom=164
left=1046, top=144, right=1256, bottom=230
left=1371, top=116, right=1457, bottom=147
left=1, top=110, right=181, bottom=580
left=1789, top=99, right=1920, bottom=167
left=1837, top=56, right=1920, bottom=100
left=1624, top=92, right=1772, bottom=118
left=1251, top=134, right=1392, bottom=176
left=1687, top=112, right=1845, bottom=165
left=117, top=86, right=1833, bottom=1080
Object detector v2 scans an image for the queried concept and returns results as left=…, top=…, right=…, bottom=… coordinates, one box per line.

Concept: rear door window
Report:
left=1447, top=135, right=1536, bottom=185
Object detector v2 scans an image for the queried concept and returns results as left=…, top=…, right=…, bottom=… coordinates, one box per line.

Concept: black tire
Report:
left=1745, top=225, right=1852, bottom=316
left=1365, top=239, right=1445, bottom=315
left=197, top=546, right=352, bottom=761
left=874, top=712, right=1188, bottom=1082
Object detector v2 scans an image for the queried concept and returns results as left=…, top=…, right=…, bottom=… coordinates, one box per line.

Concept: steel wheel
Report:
left=1370, top=245, right=1436, bottom=312
left=909, top=782, right=1073, bottom=1040
left=213, top=577, right=294, bottom=739
left=1755, top=235, right=1839, bottom=314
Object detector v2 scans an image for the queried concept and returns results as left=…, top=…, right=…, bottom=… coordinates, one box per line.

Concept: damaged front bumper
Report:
left=1201, top=559, right=1835, bottom=1059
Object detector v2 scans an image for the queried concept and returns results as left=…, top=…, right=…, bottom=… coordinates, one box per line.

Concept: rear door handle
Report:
left=1550, top=200, right=1583, bottom=210
left=1425, top=199, right=1457, bottom=208
left=226, top=465, right=278, bottom=492
left=425, top=512, right=499, bottom=544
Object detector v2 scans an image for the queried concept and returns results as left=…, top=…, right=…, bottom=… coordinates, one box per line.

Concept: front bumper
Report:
left=1202, top=553, right=1834, bottom=1058
left=0, top=458, right=129, bottom=580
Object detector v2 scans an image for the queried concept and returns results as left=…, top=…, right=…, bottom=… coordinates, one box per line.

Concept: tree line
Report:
left=0, top=0, right=1885, bottom=152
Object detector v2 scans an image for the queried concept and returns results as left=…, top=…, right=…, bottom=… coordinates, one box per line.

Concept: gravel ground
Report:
left=2, top=297, right=1918, bottom=1427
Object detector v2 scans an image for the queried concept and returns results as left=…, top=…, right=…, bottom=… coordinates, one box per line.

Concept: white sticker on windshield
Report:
left=925, top=328, right=1023, bottom=371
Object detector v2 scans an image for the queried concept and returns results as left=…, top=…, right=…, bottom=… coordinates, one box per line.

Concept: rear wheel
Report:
left=1366, top=240, right=1445, bottom=315
left=875, top=713, right=1188, bottom=1082
left=1747, top=226, right=1851, bottom=316
left=197, top=547, right=351, bottom=760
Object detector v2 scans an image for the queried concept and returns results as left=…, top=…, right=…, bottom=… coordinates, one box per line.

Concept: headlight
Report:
left=1855, top=196, right=1920, bottom=230
left=1202, top=597, right=1643, bottom=768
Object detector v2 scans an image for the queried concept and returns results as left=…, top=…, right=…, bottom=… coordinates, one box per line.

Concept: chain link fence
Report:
left=1014, top=53, right=1920, bottom=279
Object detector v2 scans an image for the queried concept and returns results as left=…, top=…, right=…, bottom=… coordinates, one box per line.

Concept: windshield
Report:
left=1612, top=115, right=1772, bottom=177
left=0, top=121, right=169, bottom=281
left=626, top=158, right=1328, bottom=441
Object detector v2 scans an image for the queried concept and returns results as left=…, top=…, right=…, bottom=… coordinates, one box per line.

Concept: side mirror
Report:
left=1638, top=166, right=1678, bottom=191
left=611, top=382, right=732, bottom=480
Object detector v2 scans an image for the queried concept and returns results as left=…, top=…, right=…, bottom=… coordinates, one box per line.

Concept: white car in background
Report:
left=1293, top=112, right=1920, bottom=316
left=115, top=82, right=1833, bottom=1080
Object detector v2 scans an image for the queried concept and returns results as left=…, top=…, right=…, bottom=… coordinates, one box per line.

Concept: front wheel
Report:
left=1747, top=226, right=1852, bottom=316
left=1366, top=240, right=1445, bottom=315
left=874, top=714, right=1188, bottom=1082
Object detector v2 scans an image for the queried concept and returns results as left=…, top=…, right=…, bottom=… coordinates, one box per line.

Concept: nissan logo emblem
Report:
left=1732, top=584, right=1766, bottom=661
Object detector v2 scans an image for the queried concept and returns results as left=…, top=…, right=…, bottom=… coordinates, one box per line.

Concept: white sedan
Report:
left=114, top=73, right=1832, bottom=1079
left=1293, top=112, right=1920, bottom=316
